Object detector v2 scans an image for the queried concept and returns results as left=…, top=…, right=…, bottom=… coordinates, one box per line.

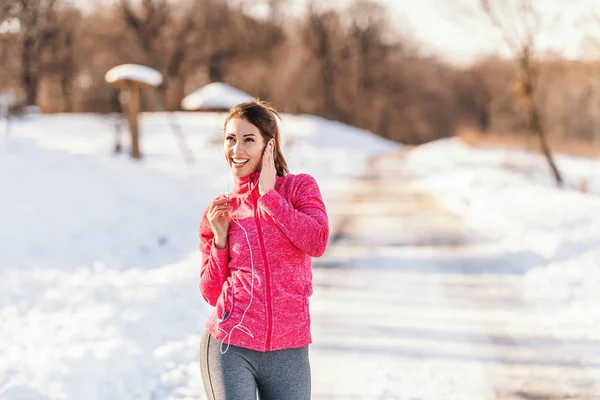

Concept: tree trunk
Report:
left=60, top=75, right=73, bottom=112
left=60, top=33, right=75, bottom=112
left=154, top=83, right=167, bottom=112
left=530, top=104, right=563, bottom=185
left=24, top=73, right=38, bottom=106
left=208, top=54, right=224, bottom=82
left=165, top=75, right=184, bottom=111
left=520, top=50, right=562, bottom=186
left=22, top=36, right=38, bottom=106
left=321, top=57, right=336, bottom=118
left=479, top=108, right=490, bottom=132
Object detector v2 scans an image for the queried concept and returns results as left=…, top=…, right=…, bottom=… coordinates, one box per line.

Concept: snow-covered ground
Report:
left=406, top=139, right=600, bottom=342
left=0, top=112, right=392, bottom=399
left=1, top=112, right=599, bottom=399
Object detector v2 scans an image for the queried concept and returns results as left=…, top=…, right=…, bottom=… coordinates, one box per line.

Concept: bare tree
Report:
left=0, top=6, right=19, bottom=90
left=478, top=0, right=563, bottom=185
left=117, top=0, right=281, bottom=109
left=455, top=61, right=496, bottom=132
left=117, top=0, right=171, bottom=108
left=301, top=2, right=344, bottom=119
left=119, top=0, right=169, bottom=69
left=192, top=0, right=282, bottom=82
left=160, top=2, right=200, bottom=110
left=42, top=4, right=80, bottom=112
left=3, top=0, right=64, bottom=106
left=192, top=0, right=245, bottom=82
left=343, top=0, right=394, bottom=130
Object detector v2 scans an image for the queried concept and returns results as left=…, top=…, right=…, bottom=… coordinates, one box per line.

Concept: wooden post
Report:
left=105, top=64, right=163, bottom=160
left=127, top=81, right=142, bottom=160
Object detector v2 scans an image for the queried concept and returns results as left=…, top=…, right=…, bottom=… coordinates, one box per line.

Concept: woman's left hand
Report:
left=259, top=142, right=276, bottom=196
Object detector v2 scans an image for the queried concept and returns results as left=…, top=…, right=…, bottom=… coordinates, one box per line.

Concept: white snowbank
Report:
left=406, top=138, right=600, bottom=342
left=181, top=82, right=254, bottom=110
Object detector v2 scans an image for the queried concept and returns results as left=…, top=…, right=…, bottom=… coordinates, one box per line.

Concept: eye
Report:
left=225, top=135, right=235, bottom=142
left=244, top=137, right=255, bottom=142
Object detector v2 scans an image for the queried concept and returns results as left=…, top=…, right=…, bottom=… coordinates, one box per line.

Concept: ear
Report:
left=264, top=138, right=274, bottom=150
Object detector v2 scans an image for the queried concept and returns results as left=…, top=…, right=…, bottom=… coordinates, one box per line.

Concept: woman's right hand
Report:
left=207, top=195, right=231, bottom=249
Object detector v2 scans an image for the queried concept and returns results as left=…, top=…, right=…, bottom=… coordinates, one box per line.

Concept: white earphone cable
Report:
left=218, top=178, right=257, bottom=354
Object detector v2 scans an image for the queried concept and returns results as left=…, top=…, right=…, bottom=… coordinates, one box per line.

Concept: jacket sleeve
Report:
left=257, top=174, right=329, bottom=257
left=199, top=208, right=229, bottom=306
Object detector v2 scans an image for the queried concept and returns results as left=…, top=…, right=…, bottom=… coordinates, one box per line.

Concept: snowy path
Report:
left=309, top=150, right=600, bottom=399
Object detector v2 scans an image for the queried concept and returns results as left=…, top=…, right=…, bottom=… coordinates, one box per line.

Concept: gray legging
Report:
left=199, top=330, right=311, bottom=400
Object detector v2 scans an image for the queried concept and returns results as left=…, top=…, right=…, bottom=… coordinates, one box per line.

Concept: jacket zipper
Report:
left=253, top=182, right=273, bottom=351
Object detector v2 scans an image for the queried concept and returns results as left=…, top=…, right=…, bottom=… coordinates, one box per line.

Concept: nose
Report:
left=231, top=141, right=240, bottom=155
left=231, top=141, right=244, bottom=156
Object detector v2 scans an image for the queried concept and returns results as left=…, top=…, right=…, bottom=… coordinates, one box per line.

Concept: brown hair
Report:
left=224, top=100, right=289, bottom=176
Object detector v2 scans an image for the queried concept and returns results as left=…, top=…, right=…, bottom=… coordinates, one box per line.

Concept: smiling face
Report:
left=224, top=117, right=267, bottom=178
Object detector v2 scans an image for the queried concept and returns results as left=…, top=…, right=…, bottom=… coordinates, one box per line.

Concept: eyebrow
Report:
left=224, top=133, right=257, bottom=137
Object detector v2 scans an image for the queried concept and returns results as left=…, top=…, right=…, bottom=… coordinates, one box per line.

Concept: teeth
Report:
left=232, top=159, right=249, bottom=165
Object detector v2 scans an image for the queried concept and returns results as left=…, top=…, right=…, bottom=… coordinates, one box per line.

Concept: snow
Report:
left=0, top=89, right=16, bottom=108
left=406, top=138, right=600, bottom=341
left=1, top=109, right=599, bottom=398
left=180, top=82, right=254, bottom=111
left=0, top=111, right=394, bottom=399
left=104, top=64, right=163, bottom=87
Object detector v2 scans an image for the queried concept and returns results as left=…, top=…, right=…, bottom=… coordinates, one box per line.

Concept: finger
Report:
left=266, top=144, right=271, bottom=157
left=209, top=206, right=229, bottom=217
left=262, top=148, right=269, bottom=168
left=213, top=205, right=231, bottom=213
left=215, top=207, right=231, bottom=215
left=210, top=206, right=231, bottom=217
left=217, top=211, right=230, bottom=219
left=210, top=199, right=228, bottom=212
left=209, top=198, right=222, bottom=210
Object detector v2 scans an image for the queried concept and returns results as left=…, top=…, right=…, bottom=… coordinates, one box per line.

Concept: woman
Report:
left=198, top=101, right=329, bottom=399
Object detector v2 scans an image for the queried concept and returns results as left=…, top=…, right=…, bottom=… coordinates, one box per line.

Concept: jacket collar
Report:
left=232, top=172, right=284, bottom=195
left=233, top=171, right=260, bottom=194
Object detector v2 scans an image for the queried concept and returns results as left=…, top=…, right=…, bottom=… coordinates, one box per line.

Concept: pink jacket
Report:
left=199, top=172, right=329, bottom=352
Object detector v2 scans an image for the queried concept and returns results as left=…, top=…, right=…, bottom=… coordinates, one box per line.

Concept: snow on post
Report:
left=105, top=64, right=163, bottom=88
left=104, top=64, right=163, bottom=160
left=181, top=82, right=254, bottom=111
